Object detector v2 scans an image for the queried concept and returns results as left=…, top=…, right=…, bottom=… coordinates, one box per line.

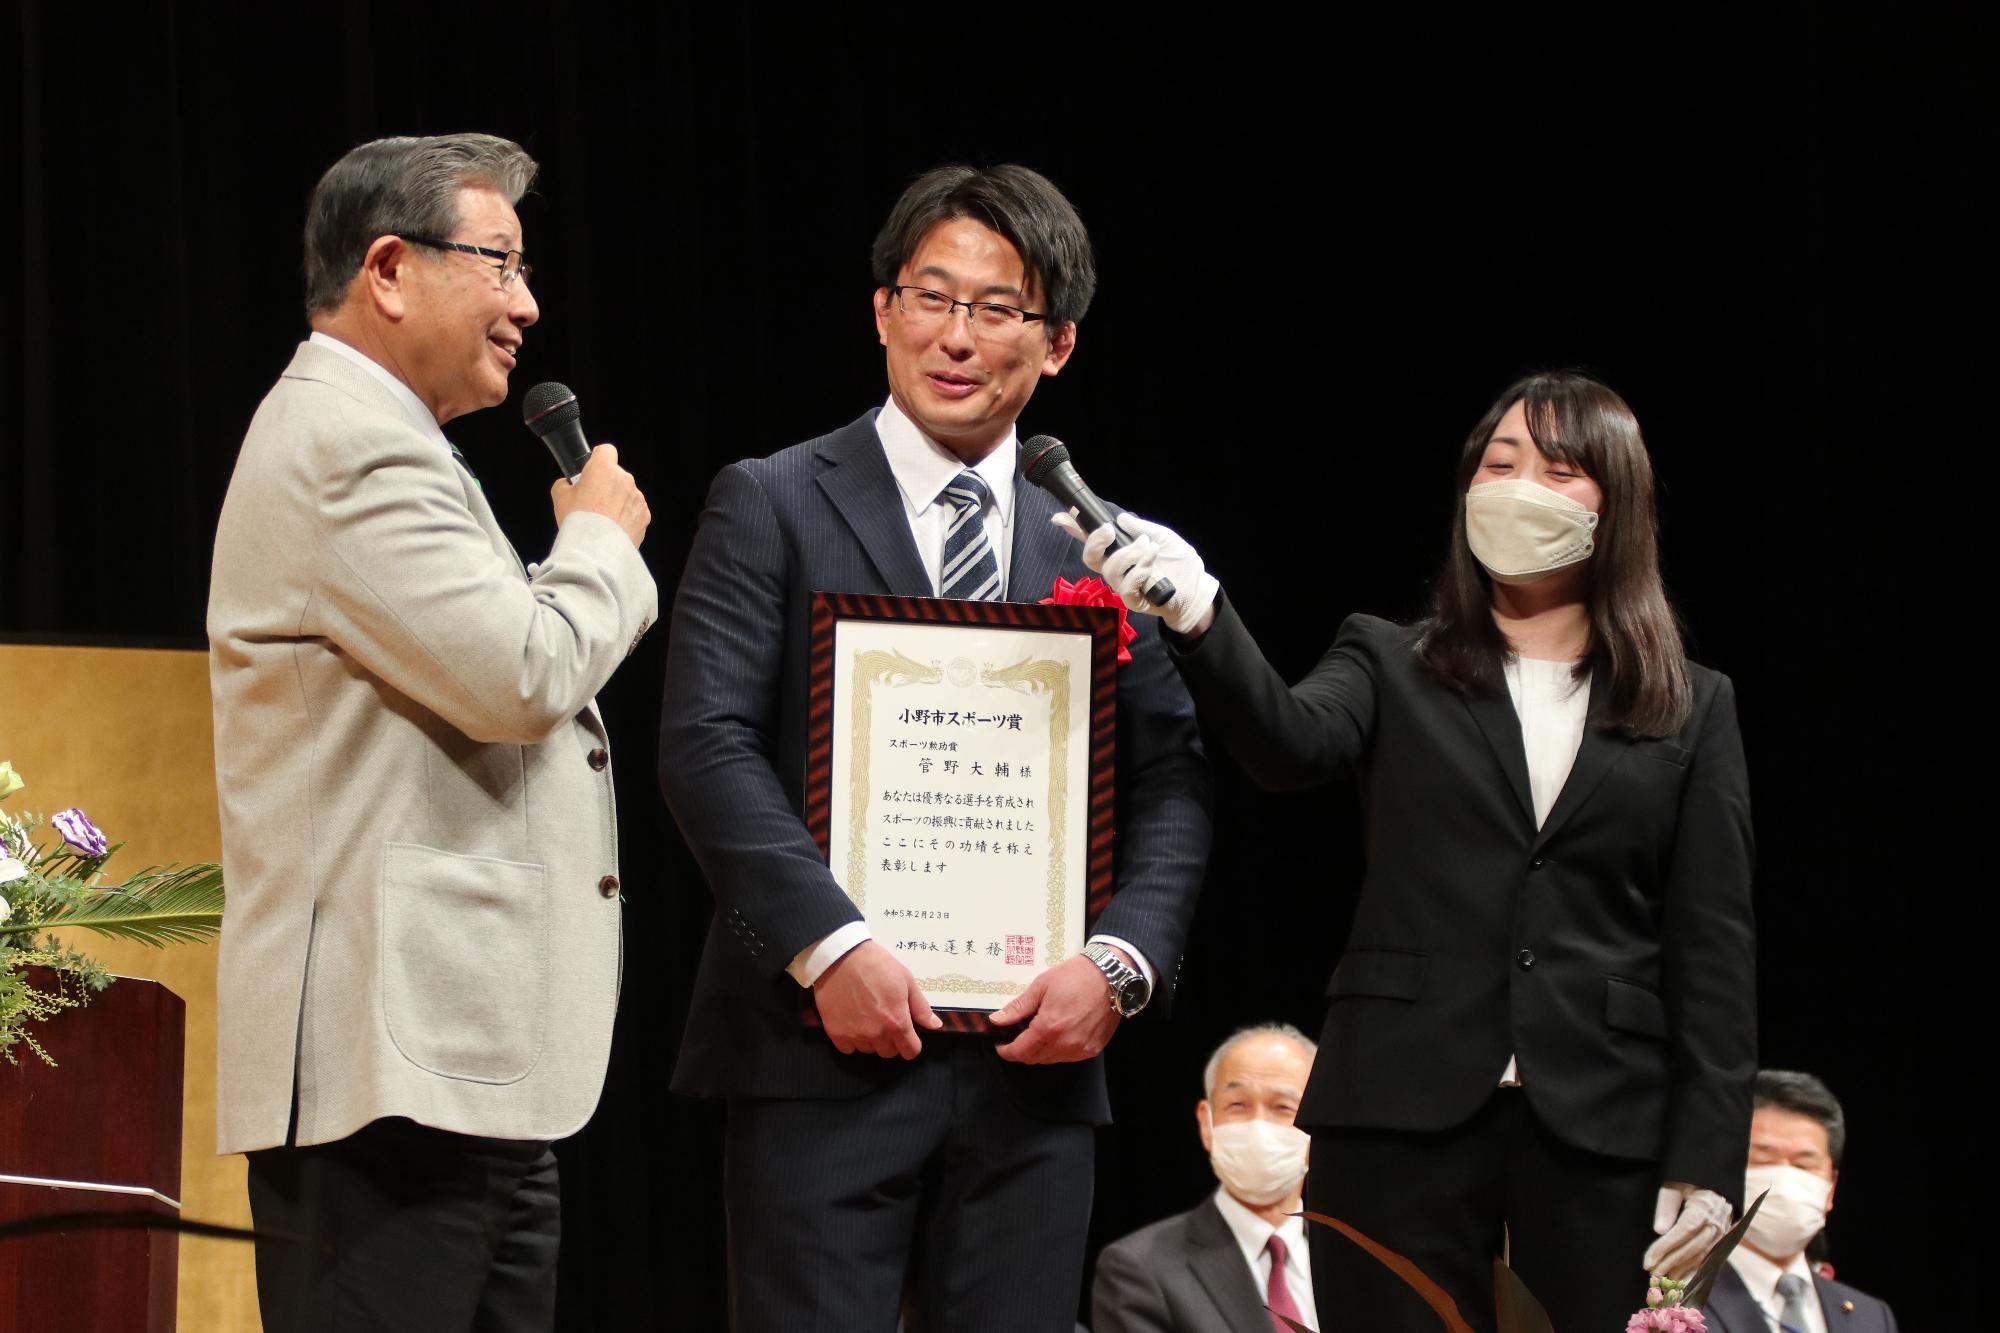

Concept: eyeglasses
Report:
left=396, top=234, right=533, bottom=288
left=888, top=285, right=1048, bottom=338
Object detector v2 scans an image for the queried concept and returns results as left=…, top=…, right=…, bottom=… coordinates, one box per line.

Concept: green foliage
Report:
left=1, top=786, right=225, bottom=1066
left=0, top=952, right=96, bottom=1066
left=26, top=863, right=226, bottom=948
left=1493, top=1259, right=1554, bottom=1333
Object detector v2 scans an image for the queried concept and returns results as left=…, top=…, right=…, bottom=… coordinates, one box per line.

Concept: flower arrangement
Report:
left=1627, top=1276, right=1707, bottom=1331
left=0, top=760, right=224, bottom=1065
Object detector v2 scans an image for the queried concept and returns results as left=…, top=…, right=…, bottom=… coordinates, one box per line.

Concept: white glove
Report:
left=1050, top=511, right=1219, bottom=637
left=1641, top=1184, right=1732, bottom=1278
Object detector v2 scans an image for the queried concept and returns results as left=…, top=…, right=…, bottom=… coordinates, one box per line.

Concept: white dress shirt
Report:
left=1726, top=1246, right=1827, bottom=1333
left=1495, top=655, right=1590, bottom=1088
left=874, top=393, right=1016, bottom=592
left=787, top=397, right=1153, bottom=988
left=1212, top=1186, right=1318, bottom=1332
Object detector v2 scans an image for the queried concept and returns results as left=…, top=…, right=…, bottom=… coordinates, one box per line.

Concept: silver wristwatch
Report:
left=1081, top=942, right=1151, bottom=1018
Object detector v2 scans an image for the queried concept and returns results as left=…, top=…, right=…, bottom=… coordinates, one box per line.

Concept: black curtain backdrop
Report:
left=3, top=3, right=1975, bottom=1327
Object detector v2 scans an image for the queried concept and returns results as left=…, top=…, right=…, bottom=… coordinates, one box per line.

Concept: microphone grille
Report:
left=1019, top=434, right=1070, bottom=486
left=522, top=381, right=580, bottom=437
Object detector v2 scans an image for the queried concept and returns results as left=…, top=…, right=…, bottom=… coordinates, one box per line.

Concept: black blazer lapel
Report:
left=813, top=412, right=933, bottom=597
left=1183, top=1199, right=1279, bottom=1333
left=1007, top=478, right=1068, bottom=605
left=1463, top=690, right=1537, bottom=828
left=1531, top=676, right=1629, bottom=852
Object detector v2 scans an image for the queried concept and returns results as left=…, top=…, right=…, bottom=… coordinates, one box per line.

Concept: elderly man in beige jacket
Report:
left=206, top=133, right=656, bottom=1333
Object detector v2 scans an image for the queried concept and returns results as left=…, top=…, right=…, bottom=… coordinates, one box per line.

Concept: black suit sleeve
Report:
left=1167, top=592, right=1379, bottom=791
left=658, top=462, right=862, bottom=974
left=1658, top=674, right=1758, bottom=1200
left=1088, top=609, right=1216, bottom=984
left=1091, top=1235, right=1176, bottom=1333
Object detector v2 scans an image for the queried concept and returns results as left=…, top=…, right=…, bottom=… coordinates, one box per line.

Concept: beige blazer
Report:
left=207, top=341, right=657, bottom=1154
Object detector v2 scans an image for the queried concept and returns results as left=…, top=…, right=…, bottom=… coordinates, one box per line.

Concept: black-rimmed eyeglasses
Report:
left=396, top=234, right=532, bottom=288
left=888, top=285, right=1048, bottom=336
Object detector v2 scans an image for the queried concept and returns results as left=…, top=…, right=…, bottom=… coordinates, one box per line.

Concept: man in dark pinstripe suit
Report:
left=659, top=164, right=1213, bottom=1333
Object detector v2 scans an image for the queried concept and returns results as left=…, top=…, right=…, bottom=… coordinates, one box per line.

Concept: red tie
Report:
left=1265, top=1233, right=1305, bottom=1332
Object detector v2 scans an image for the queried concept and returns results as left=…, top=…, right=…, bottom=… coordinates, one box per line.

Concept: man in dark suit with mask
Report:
left=658, top=163, right=1212, bottom=1333
left=1704, top=1070, right=1898, bottom=1333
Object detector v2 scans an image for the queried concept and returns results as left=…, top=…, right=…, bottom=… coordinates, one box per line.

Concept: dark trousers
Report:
left=245, top=1117, right=561, bottom=1333
left=1305, top=1089, right=1657, bottom=1333
left=724, top=1038, right=1095, bottom=1333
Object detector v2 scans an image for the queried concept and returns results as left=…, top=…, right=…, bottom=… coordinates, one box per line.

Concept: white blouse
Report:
left=1503, top=656, right=1591, bottom=830
left=1497, top=656, right=1591, bottom=1087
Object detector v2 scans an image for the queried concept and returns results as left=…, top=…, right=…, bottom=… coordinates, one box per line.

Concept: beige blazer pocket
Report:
left=382, top=841, right=549, bottom=1084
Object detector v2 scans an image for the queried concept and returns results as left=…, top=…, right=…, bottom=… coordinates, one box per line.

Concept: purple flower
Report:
left=51, top=807, right=108, bottom=857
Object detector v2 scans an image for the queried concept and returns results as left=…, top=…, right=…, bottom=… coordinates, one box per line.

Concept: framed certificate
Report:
left=805, top=592, right=1119, bottom=1031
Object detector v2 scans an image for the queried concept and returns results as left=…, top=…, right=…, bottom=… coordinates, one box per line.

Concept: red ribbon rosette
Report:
left=1041, top=575, right=1136, bottom=664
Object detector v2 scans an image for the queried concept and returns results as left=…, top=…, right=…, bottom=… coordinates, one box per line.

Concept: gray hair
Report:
left=1202, top=1022, right=1318, bottom=1099
left=302, top=133, right=538, bottom=316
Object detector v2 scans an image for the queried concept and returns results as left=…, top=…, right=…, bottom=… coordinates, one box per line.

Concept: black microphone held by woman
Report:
left=1020, top=435, right=1175, bottom=606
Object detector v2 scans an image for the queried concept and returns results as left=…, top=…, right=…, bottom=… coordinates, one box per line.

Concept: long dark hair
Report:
left=1413, top=371, right=1692, bottom=737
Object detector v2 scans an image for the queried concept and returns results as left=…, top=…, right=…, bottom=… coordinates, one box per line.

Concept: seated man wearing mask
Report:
left=1094, top=1025, right=1317, bottom=1333
left=1706, top=1069, right=1899, bottom=1333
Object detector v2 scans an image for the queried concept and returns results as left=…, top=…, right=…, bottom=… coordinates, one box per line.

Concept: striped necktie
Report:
left=939, top=470, right=1002, bottom=601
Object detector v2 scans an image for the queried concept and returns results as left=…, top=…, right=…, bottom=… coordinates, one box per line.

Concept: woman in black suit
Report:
left=1060, top=371, right=1755, bottom=1332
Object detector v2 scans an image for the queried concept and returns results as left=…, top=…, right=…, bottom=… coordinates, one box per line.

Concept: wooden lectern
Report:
left=0, top=970, right=186, bottom=1333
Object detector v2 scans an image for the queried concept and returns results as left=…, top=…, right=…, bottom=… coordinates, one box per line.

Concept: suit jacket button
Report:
left=1529, top=857, right=1546, bottom=869
left=598, top=874, right=620, bottom=898
left=588, top=747, right=609, bottom=771
left=1515, top=949, right=1535, bottom=970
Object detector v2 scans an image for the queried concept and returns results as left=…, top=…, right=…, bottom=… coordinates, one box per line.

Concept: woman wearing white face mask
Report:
left=1057, top=371, right=1756, bottom=1333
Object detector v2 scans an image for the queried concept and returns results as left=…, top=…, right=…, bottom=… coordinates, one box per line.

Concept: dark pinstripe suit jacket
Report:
left=659, top=409, right=1213, bottom=1123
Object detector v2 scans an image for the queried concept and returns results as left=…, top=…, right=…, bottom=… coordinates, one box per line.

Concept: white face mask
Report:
left=1743, top=1164, right=1834, bottom=1259
left=1464, top=479, right=1599, bottom=585
left=1208, top=1118, right=1310, bottom=1207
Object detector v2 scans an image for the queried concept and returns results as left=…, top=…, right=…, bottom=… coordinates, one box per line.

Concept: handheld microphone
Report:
left=521, top=382, right=591, bottom=483
left=1019, top=435, right=1176, bottom=606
